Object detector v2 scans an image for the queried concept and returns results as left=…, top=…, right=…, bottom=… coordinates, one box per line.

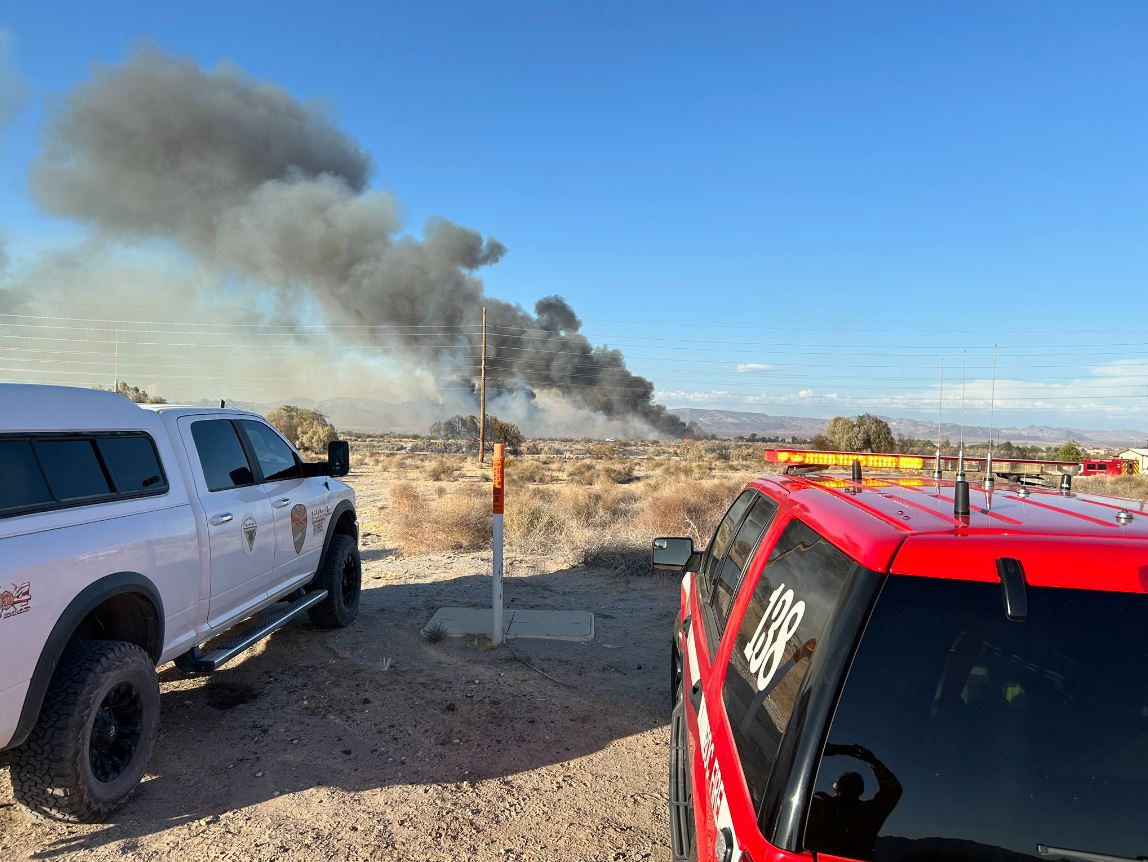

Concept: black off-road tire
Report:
left=307, top=533, right=361, bottom=628
left=10, top=640, right=160, bottom=823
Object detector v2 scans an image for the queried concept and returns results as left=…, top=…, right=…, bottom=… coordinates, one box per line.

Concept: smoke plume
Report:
left=29, top=50, right=687, bottom=436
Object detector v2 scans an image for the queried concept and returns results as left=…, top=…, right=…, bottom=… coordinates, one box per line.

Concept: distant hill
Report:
left=671, top=407, right=1144, bottom=448
left=187, top=398, right=1144, bottom=447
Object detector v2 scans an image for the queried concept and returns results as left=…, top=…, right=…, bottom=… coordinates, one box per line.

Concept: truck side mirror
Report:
left=327, top=440, right=350, bottom=477
left=652, top=537, right=694, bottom=572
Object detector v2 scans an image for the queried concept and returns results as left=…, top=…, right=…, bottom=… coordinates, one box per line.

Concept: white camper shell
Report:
left=0, top=384, right=360, bottom=822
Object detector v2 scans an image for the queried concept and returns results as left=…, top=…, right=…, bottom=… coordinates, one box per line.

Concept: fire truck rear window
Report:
left=805, top=577, right=1148, bottom=862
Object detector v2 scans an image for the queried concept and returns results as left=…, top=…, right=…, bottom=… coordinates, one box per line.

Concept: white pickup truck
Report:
left=0, top=384, right=361, bottom=822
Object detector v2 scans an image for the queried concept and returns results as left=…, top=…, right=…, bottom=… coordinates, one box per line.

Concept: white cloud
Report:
left=736, top=363, right=778, bottom=375
left=653, top=358, right=1148, bottom=422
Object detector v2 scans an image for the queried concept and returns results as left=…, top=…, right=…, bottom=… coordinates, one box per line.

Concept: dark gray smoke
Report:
left=30, top=49, right=686, bottom=436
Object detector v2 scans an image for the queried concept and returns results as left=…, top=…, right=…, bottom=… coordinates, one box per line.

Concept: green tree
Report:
left=825, top=416, right=856, bottom=450
left=824, top=414, right=896, bottom=452
left=266, top=405, right=338, bottom=452
left=111, top=381, right=167, bottom=404
left=1050, top=440, right=1086, bottom=463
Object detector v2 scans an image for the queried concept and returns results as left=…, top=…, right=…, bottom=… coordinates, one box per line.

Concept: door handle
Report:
left=209, top=512, right=233, bottom=526
left=272, top=498, right=291, bottom=509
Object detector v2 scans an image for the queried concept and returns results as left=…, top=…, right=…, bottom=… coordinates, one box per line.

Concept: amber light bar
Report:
left=765, top=448, right=926, bottom=470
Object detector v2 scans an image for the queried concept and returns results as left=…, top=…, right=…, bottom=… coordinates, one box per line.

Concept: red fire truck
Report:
left=654, top=466, right=1147, bottom=862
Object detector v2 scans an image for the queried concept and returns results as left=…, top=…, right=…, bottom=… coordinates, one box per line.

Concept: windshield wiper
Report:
left=1038, top=844, right=1146, bottom=862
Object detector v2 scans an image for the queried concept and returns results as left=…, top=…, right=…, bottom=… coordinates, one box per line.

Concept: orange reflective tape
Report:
left=492, top=443, right=505, bottom=514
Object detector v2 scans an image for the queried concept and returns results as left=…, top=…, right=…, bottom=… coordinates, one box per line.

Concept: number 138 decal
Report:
left=743, top=582, right=805, bottom=692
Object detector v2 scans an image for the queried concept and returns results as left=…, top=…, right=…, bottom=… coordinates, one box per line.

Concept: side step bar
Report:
left=669, top=696, right=696, bottom=862
left=178, top=590, right=327, bottom=673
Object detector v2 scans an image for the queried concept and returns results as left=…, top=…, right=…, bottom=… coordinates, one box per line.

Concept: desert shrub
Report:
left=587, top=442, right=617, bottom=460
left=426, top=457, right=458, bottom=481
left=639, top=478, right=744, bottom=543
left=507, top=490, right=566, bottom=553
left=1076, top=475, right=1148, bottom=500
left=113, top=381, right=167, bottom=404
left=566, top=461, right=597, bottom=484
left=599, top=459, right=636, bottom=484
left=266, top=405, right=338, bottom=452
left=512, top=458, right=556, bottom=484
left=389, top=483, right=490, bottom=555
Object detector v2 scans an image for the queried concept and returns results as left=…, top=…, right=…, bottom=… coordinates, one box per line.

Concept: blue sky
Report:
left=3, top=2, right=1148, bottom=432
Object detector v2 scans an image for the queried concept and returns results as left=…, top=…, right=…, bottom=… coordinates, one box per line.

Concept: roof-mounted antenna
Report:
left=984, top=345, right=997, bottom=494
left=934, top=358, right=945, bottom=481
left=954, top=350, right=970, bottom=521
left=220, top=399, right=226, bottom=409
left=957, top=350, right=967, bottom=483
left=851, top=458, right=863, bottom=487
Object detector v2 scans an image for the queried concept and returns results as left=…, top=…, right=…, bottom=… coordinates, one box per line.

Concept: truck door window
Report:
left=805, top=577, right=1148, bottom=862
left=0, top=440, right=53, bottom=514
left=33, top=439, right=112, bottom=501
left=239, top=420, right=302, bottom=482
left=710, top=495, right=779, bottom=630
left=191, top=420, right=257, bottom=491
left=698, top=491, right=757, bottom=660
left=722, top=519, right=855, bottom=815
left=96, top=435, right=168, bottom=494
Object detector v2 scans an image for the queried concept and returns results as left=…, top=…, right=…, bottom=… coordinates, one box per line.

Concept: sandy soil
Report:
left=0, top=475, right=679, bottom=861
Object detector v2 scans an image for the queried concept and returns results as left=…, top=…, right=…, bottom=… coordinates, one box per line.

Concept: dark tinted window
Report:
left=191, top=421, right=255, bottom=491
left=723, top=519, right=855, bottom=811
left=0, top=440, right=52, bottom=514
left=711, top=495, right=779, bottom=623
left=239, top=420, right=300, bottom=482
left=699, top=491, right=757, bottom=659
left=35, top=439, right=111, bottom=500
left=806, top=577, right=1148, bottom=862
left=702, top=491, right=754, bottom=584
left=97, top=436, right=167, bottom=494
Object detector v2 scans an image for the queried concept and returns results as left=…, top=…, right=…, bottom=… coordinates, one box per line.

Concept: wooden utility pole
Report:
left=478, top=307, right=487, bottom=463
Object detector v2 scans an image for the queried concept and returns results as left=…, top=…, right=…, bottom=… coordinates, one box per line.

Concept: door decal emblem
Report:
left=290, top=504, right=308, bottom=554
left=242, top=515, right=258, bottom=555
left=0, top=582, right=30, bottom=619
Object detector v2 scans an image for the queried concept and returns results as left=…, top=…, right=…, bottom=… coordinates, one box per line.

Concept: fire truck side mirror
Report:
left=653, top=537, right=694, bottom=572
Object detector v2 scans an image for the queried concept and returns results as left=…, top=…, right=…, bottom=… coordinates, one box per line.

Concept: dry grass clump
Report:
left=511, top=458, right=558, bottom=485
left=599, top=458, right=636, bottom=484
left=388, top=482, right=490, bottom=555
left=382, top=476, right=746, bottom=567
left=638, top=478, right=745, bottom=543
left=426, top=457, right=459, bottom=481
left=566, top=461, right=597, bottom=484
left=1076, top=474, right=1148, bottom=500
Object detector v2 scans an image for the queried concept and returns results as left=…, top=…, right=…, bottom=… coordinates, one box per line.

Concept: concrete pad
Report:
left=424, top=607, right=595, bottom=642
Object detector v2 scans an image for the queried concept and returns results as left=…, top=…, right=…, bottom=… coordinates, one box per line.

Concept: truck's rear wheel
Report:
left=9, top=640, right=159, bottom=822
left=307, top=533, right=361, bottom=628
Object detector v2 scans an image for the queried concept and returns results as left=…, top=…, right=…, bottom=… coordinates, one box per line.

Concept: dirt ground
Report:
left=0, top=471, right=680, bottom=862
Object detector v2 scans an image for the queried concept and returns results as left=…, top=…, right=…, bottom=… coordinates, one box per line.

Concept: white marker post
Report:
left=492, top=443, right=505, bottom=645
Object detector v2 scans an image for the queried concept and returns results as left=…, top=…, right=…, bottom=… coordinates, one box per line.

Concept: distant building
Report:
left=1118, top=448, right=1148, bottom=473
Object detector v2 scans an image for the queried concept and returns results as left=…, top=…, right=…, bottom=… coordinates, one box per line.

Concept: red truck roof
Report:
left=747, top=474, right=1148, bottom=595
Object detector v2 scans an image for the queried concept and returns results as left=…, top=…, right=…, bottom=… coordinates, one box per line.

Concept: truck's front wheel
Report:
left=307, top=533, right=361, bottom=628
left=10, top=640, right=160, bottom=822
